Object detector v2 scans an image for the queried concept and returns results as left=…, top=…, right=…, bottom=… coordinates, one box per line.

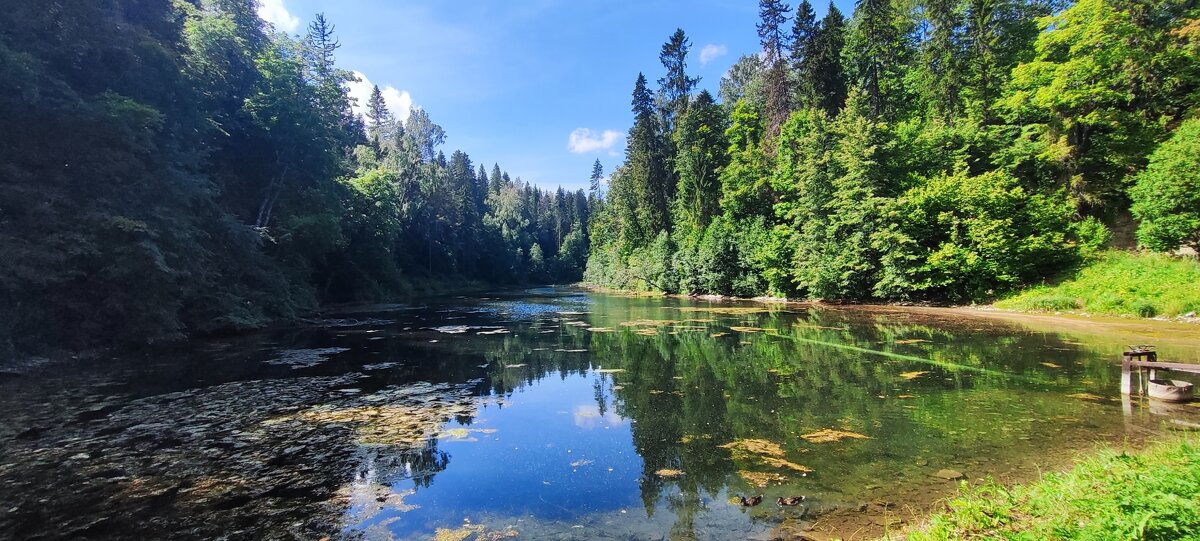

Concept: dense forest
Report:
left=0, top=1, right=590, bottom=355
left=2, top=0, right=1198, bottom=357
left=586, top=0, right=1200, bottom=301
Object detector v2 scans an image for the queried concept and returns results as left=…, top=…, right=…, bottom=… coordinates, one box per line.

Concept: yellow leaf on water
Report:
left=899, top=371, right=928, bottom=380
left=655, top=468, right=685, bottom=478
left=1041, top=362, right=1062, bottom=369
left=895, top=339, right=931, bottom=345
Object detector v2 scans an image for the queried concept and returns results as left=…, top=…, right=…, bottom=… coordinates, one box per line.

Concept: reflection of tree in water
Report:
left=355, top=438, right=451, bottom=489
left=560, top=298, right=1114, bottom=534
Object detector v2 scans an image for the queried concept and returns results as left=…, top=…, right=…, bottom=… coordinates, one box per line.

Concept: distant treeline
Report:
left=586, top=0, right=1200, bottom=300
left=0, top=1, right=590, bottom=355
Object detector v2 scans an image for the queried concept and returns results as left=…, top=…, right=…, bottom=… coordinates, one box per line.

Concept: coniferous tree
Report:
left=627, top=73, right=672, bottom=237
left=845, top=0, right=905, bottom=118
left=673, top=90, right=729, bottom=229
left=590, top=159, right=604, bottom=195
left=791, top=0, right=820, bottom=109
left=365, top=84, right=394, bottom=145
left=813, top=3, right=849, bottom=117
left=657, top=28, right=700, bottom=136
left=924, top=0, right=964, bottom=119
left=758, top=0, right=793, bottom=134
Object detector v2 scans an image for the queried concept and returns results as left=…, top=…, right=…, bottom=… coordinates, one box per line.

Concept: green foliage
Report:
left=1130, top=118, right=1200, bottom=252
left=719, top=101, right=772, bottom=220
left=875, top=170, right=1078, bottom=302
left=998, top=251, right=1200, bottom=318
left=901, top=437, right=1200, bottom=541
left=1000, top=0, right=1186, bottom=211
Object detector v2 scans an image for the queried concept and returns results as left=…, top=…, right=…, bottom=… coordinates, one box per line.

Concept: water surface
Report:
left=2, top=287, right=1198, bottom=540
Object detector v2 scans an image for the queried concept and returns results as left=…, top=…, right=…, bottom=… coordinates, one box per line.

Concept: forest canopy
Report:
left=586, top=0, right=1199, bottom=301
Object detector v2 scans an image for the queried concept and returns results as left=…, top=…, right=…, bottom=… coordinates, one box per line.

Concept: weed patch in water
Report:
left=801, top=429, right=871, bottom=443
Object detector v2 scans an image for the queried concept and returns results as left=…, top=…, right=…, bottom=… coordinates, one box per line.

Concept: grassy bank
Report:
left=997, top=251, right=1200, bottom=319
left=893, top=436, right=1200, bottom=540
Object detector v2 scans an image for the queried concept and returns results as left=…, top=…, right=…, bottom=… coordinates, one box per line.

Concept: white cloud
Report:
left=257, top=0, right=301, bottom=33
left=699, top=44, right=728, bottom=66
left=346, top=71, right=415, bottom=124
left=567, top=128, right=624, bottom=154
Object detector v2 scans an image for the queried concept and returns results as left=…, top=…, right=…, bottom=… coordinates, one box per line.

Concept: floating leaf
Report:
left=655, top=468, right=685, bottom=478
left=899, top=371, right=928, bottom=380
left=1041, top=362, right=1063, bottom=369
left=895, top=339, right=931, bottom=345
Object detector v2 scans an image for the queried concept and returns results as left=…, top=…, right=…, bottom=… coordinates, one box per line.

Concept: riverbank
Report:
left=890, top=435, right=1200, bottom=540
left=996, top=251, right=1200, bottom=320
left=586, top=251, right=1200, bottom=323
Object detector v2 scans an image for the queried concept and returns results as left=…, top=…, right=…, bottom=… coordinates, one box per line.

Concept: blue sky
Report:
left=258, top=0, right=856, bottom=191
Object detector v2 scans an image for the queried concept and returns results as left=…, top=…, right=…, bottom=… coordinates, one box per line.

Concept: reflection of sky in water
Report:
left=572, top=404, right=626, bottom=429
left=354, top=373, right=644, bottom=538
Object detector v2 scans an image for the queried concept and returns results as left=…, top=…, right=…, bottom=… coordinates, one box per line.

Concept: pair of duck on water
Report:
left=739, top=495, right=805, bottom=507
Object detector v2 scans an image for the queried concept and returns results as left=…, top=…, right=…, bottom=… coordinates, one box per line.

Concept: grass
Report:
left=997, top=251, right=1200, bottom=319
left=892, top=436, right=1200, bottom=541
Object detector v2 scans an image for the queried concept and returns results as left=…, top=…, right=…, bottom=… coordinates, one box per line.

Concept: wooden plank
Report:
left=1127, top=361, right=1200, bottom=372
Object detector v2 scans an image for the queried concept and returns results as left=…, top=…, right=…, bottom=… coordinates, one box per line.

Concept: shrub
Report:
left=1130, top=118, right=1200, bottom=253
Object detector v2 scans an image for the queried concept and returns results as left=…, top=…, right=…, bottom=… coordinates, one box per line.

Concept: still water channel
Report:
left=2, top=287, right=1198, bottom=540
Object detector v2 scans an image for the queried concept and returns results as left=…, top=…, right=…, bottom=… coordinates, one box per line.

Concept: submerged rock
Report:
left=933, top=469, right=965, bottom=481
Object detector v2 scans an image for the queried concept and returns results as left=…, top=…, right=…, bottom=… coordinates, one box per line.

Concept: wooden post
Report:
left=1121, top=354, right=1132, bottom=395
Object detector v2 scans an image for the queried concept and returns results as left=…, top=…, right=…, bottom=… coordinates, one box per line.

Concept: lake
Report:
left=2, top=287, right=1199, bottom=540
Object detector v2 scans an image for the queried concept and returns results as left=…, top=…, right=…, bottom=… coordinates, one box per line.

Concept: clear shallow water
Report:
left=2, top=287, right=1199, bottom=540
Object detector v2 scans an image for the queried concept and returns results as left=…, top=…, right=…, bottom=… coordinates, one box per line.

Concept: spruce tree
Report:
left=627, top=73, right=672, bottom=237
left=657, top=28, right=700, bottom=136
left=791, top=0, right=820, bottom=109
left=758, top=0, right=793, bottom=135
left=365, top=84, right=393, bottom=145
left=673, top=90, right=729, bottom=229
left=845, top=0, right=903, bottom=118
left=924, top=0, right=963, bottom=119
left=812, top=3, right=848, bottom=117
left=590, top=159, right=604, bottom=195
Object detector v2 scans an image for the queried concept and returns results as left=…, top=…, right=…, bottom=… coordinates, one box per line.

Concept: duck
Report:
left=739, top=494, right=764, bottom=507
left=777, top=496, right=806, bottom=506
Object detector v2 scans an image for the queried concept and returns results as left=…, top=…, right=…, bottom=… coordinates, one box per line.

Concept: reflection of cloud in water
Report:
left=573, top=405, right=625, bottom=429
